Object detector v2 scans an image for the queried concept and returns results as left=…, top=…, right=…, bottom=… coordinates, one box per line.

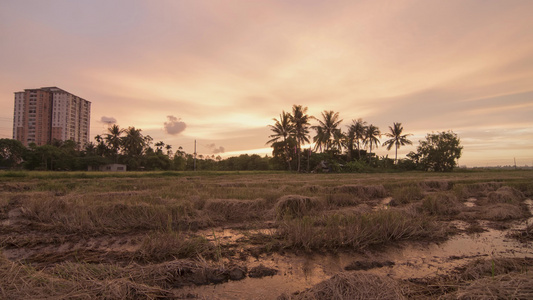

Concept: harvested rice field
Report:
left=1, top=170, right=532, bottom=299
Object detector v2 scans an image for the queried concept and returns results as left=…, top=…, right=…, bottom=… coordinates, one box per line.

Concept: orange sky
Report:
left=1, top=0, right=532, bottom=167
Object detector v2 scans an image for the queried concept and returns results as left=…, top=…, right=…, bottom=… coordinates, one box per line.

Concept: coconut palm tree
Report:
left=105, top=124, right=124, bottom=163
left=383, top=122, right=413, bottom=164
left=346, top=118, right=367, bottom=159
left=122, top=127, right=148, bottom=158
left=267, top=111, right=295, bottom=170
left=312, top=110, right=343, bottom=153
left=165, top=144, right=173, bottom=157
left=364, top=124, right=381, bottom=158
left=290, top=105, right=312, bottom=172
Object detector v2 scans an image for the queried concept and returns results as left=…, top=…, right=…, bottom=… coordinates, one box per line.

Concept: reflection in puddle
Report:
left=464, top=197, right=477, bottom=207
left=183, top=200, right=533, bottom=300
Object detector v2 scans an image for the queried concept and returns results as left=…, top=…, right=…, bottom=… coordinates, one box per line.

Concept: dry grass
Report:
left=203, top=198, right=272, bottom=222
left=390, top=185, right=424, bottom=206
left=279, top=272, right=404, bottom=300
left=440, top=258, right=533, bottom=299
left=275, top=195, right=322, bottom=219
left=443, top=273, right=533, bottom=299
left=333, top=185, right=387, bottom=200
left=421, top=192, right=461, bottom=216
left=480, top=203, right=527, bottom=221
left=0, top=252, right=172, bottom=299
left=135, top=232, right=215, bottom=262
left=277, top=208, right=441, bottom=251
left=19, top=195, right=205, bottom=234
left=1, top=171, right=533, bottom=299
left=419, top=180, right=451, bottom=191
left=486, top=186, right=525, bottom=205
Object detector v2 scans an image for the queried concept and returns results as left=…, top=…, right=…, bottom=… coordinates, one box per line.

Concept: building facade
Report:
left=13, top=87, right=91, bottom=147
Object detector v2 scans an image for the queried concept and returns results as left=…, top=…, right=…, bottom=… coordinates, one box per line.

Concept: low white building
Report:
left=88, top=164, right=127, bottom=172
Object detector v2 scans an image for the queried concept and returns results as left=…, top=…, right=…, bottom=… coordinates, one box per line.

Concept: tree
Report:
left=312, top=110, right=343, bottom=153
left=121, top=127, right=152, bottom=168
left=105, top=125, right=124, bottom=163
left=382, top=122, right=413, bottom=164
left=414, top=131, right=463, bottom=172
left=364, top=124, right=381, bottom=158
left=346, top=118, right=367, bottom=160
left=267, top=111, right=295, bottom=170
left=0, top=139, right=26, bottom=169
left=290, top=105, right=312, bottom=172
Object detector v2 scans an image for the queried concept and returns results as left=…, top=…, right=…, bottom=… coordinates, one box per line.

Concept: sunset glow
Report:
left=1, top=0, right=532, bottom=167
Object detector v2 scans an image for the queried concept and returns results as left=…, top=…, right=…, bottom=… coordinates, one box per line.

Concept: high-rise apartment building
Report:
left=13, top=87, right=91, bottom=147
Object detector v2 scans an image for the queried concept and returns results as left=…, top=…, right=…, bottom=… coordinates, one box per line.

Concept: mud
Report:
left=181, top=199, right=533, bottom=299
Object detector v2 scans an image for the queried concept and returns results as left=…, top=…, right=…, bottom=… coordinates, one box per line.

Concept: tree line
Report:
left=0, top=111, right=463, bottom=172
left=0, top=125, right=270, bottom=171
left=267, top=105, right=463, bottom=172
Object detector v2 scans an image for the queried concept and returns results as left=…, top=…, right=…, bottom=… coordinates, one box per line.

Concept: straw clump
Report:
left=278, top=272, right=404, bottom=300
left=421, top=193, right=461, bottom=216
left=480, top=203, right=527, bottom=221
left=275, top=195, right=322, bottom=219
left=486, top=186, right=525, bottom=205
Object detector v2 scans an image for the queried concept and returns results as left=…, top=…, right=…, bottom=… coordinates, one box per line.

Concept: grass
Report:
left=276, top=208, right=442, bottom=251
left=1, top=170, right=532, bottom=298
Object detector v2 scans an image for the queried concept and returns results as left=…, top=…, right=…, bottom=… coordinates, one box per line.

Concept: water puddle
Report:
left=464, top=197, right=477, bottom=207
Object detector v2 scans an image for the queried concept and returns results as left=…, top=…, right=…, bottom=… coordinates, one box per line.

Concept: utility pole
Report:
left=194, top=140, right=197, bottom=171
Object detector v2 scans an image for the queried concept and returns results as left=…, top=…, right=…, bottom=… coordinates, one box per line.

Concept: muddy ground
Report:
left=0, top=170, right=532, bottom=299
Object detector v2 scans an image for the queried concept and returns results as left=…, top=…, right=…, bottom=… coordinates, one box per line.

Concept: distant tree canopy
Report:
left=409, top=131, right=463, bottom=172
left=0, top=125, right=274, bottom=172
left=1, top=118, right=463, bottom=173
left=0, top=138, right=26, bottom=169
left=267, top=106, right=463, bottom=172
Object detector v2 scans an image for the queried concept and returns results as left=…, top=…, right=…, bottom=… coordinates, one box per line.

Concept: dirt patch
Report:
left=248, top=264, right=278, bottom=278
left=344, top=260, right=395, bottom=271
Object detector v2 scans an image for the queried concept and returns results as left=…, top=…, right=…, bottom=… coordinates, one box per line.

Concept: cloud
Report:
left=100, top=116, right=117, bottom=124
left=164, top=115, right=187, bottom=135
left=206, top=143, right=225, bottom=154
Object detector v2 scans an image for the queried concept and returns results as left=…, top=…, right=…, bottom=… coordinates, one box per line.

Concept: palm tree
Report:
left=165, top=144, right=173, bottom=157
left=290, top=105, right=312, bottom=172
left=346, top=119, right=367, bottom=159
left=383, top=122, right=412, bottom=164
left=155, top=141, right=165, bottom=153
left=267, top=111, right=295, bottom=170
left=105, top=124, right=124, bottom=163
left=364, top=124, right=381, bottom=159
left=312, top=110, right=343, bottom=152
left=122, top=127, right=147, bottom=157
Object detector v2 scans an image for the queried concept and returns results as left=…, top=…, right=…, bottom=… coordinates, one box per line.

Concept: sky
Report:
left=0, top=0, right=532, bottom=167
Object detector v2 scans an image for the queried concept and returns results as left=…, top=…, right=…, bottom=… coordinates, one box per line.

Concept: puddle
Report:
left=464, top=197, right=477, bottom=207
left=183, top=200, right=533, bottom=300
